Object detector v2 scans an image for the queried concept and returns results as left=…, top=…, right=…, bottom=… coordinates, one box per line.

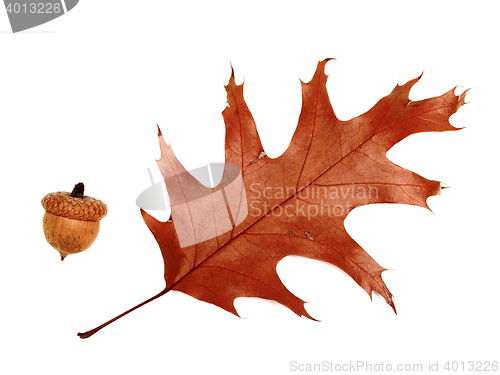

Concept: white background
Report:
left=1, top=1, right=498, bottom=374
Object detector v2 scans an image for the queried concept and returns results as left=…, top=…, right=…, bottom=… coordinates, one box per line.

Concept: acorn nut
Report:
left=41, top=183, right=107, bottom=261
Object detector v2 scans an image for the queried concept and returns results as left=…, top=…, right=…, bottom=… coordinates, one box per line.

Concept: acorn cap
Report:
left=41, top=191, right=107, bottom=222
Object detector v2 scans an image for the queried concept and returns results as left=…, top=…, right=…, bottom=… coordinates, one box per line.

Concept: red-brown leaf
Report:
left=78, top=59, right=467, bottom=338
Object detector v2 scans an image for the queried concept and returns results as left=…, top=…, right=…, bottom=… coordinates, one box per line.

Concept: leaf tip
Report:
left=306, top=315, right=321, bottom=322
left=300, top=58, right=336, bottom=85
left=302, top=309, right=320, bottom=322
left=456, top=86, right=472, bottom=108
left=397, top=73, right=423, bottom=91
left=322, top=57, right=336, bottom=64
left=157, top=124, right=162, bottom=137
left=318, top=57, right=336, bottom=75
left=390, top=301, right=397, bottom=315
left=140, top=207, right=161, bottom=227
left=382, top=287, right=397, bottom=314
left=226, top=61, right=241, bottom=87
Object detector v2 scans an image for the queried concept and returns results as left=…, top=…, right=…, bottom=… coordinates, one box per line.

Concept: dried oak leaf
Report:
left=78, top=59, right=467, bottom=338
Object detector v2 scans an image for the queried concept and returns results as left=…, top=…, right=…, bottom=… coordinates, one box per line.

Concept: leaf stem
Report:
left=77, top=287, right=170, bottom=339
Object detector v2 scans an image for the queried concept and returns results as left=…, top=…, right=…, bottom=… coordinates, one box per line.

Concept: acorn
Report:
left=41, top=183, right=107, bottom=261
